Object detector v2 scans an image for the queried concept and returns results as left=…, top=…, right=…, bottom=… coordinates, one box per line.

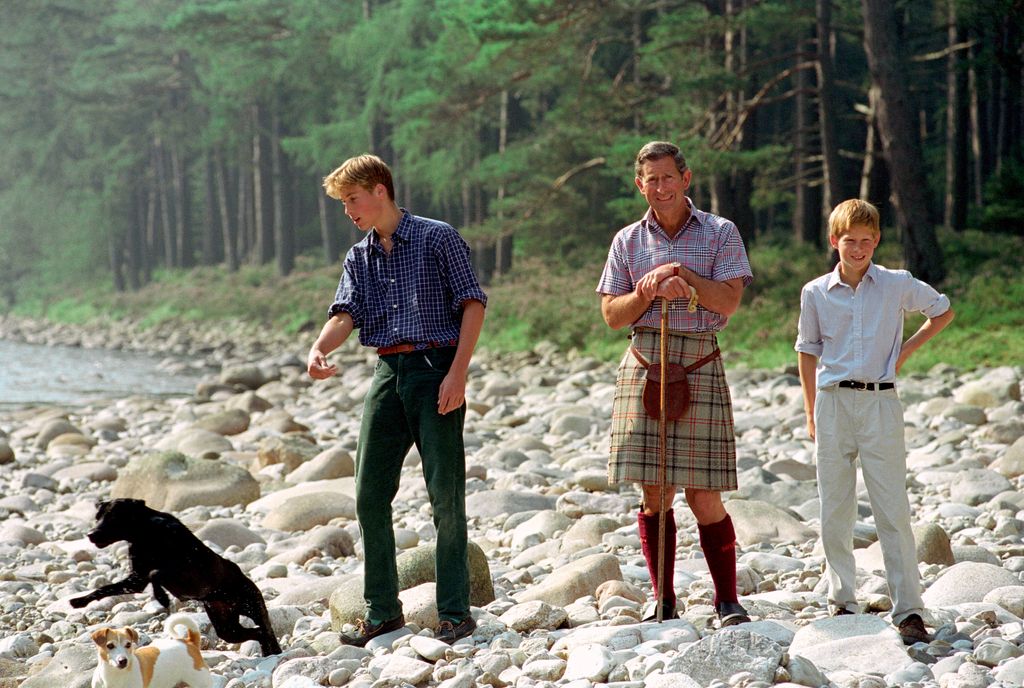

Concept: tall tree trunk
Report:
left=127, top=185, right=143, bottom=291
left=861, top=0, right=945, bottom=283
left=497, top=89, right=508, bottom=221
left=237, top=143, right=252, bottom=263
left=860, top=85, right=891, bottom=228
left=317, top=186, right=339, bottom=265
left=144, top=183, right=156, bottom=284
left=170, top=145, right=192, bottom=268
left=270, top=105, right=292, bottom=276
left=202, top=152, right=220, bottom=265
left=944, top=0, right=968, bottom=231
left=968, top=44, right=985, bottom=207
left=154, top=137, right=176, bottom=268
left=995, top=20, right=1022, bottom=166
left=252, top=104, right=274, bottom=264
left=794, top=35, right=820, bottom=244
left=214, top=147, right=237, bottom=271
left=730, top=0, right=756, bottom=238
left=816, top=0, right=843, bottom=225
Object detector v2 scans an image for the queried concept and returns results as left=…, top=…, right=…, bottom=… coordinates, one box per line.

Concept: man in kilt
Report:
left=597, top=141, right=752, bottom=625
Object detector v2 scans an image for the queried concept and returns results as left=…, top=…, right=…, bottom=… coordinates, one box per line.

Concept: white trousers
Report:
left=814, top=385, right=924, bottom=623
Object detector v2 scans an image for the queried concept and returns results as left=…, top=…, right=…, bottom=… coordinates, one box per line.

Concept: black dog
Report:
left=70, top=498, right=282, bottom=656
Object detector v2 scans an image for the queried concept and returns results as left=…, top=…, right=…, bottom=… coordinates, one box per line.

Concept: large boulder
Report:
left=726, top=499, right=816, bottom=546
left=18, top=644, right=93, bottom=688
left=255, top=435, right=319, bottom=472
left=111, top=451, right=259, bottom=510
left=396, top=542, right=495, bottom=607
left=192, top=408, right=250, bottom=436
left=923, top=562, right=1022, bottom=606
left=514, top=553, right=622, bottom=607
left=261, top=492, right=356, bottom=532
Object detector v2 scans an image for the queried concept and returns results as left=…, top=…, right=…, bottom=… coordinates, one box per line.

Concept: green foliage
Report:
left=979, top=160, right=1024, bottom=235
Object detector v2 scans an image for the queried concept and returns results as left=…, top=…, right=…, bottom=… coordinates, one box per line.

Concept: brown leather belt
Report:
left=376, top=340, right=458, bottom=356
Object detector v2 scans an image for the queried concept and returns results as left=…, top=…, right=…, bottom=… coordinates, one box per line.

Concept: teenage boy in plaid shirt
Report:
left=597, top=141, right=752, bottom=625
left=308, top=154, right=486, bottom=646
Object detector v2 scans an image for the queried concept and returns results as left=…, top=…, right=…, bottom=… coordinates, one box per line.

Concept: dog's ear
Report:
left=91, top=628, right=111, bottom=647
left=125, top=627, right=139, bottom=644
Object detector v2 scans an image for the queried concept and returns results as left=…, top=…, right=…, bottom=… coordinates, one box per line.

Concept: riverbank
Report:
left=2, top=316, right=1024, bottom=686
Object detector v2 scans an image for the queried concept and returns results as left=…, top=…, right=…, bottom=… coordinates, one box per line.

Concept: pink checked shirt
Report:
left=596, top=202, right=753, bottom=332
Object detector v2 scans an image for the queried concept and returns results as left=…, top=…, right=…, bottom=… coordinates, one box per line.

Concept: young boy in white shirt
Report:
left=795, top=199, right=954, bottom=644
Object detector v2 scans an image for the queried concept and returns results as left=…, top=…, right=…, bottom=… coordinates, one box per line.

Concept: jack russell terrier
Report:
left=90, top=613, right=212, bottom=688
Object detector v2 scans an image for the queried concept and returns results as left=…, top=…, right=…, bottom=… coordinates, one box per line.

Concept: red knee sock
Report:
left=638, top=509, right=677, bottom=608
left=698, top=514, right=738, bottom=605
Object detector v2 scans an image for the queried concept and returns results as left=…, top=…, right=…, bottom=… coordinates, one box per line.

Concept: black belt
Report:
left=838, top=380, right=894, bottom=391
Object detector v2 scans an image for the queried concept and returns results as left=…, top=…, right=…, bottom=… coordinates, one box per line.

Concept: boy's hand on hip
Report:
left=438, top=371, right=466, bottom=415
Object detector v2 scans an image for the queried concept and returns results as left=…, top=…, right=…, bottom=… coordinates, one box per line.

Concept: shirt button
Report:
left=391, top=279, right=395, bottom=283
left=393, top=304, right=398, bottom=309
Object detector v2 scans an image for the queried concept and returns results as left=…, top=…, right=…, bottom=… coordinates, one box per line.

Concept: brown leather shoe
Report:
left=897, top=614, right=932, bottom=645
left=339, top=614, right=405, bottom=647
left=437, top=616, right=476, bottom=644
left=831, top=607, right=855, bottom=617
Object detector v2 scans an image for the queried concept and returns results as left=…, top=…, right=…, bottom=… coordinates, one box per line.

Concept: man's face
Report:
left=635, top=157, right=691, bottom=219
left=339, top=183, right=388, bottom=231
left=831, top=224, right=880, bottom=273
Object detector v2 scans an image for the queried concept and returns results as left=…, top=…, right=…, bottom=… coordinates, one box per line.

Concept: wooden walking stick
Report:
left=656, top=296, right=669, bottom=623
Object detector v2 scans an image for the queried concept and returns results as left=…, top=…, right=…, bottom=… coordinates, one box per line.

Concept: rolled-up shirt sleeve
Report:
left=711, top=221, right=754, bottom=286
left=901, top=273, right=950, bottom=318
left=436, top=226, right=488, bottom=313
left=795, top=286, right=823, bottom=357
left=327, top=252, right=364, bottom=327
left=596, top=233, right=633, bottom=296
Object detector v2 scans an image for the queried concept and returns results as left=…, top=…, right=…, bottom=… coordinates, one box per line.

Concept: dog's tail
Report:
left=164, top=613, right=202, bottom=646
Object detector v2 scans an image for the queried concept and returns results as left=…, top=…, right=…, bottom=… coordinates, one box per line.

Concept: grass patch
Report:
left=3, top=227, right=1022, bottom=373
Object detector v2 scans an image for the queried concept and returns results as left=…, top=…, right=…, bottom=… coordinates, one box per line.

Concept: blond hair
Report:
left=323, top=154, right=395, bottom=201
left=828, top=199, right=880, bottom=239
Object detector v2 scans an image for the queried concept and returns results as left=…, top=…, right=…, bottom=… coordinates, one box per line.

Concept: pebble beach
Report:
left=1, top=315, right=1024, bottom=688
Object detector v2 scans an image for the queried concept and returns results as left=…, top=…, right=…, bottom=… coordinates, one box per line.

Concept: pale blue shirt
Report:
left=795, top=263, right=951, bottom=389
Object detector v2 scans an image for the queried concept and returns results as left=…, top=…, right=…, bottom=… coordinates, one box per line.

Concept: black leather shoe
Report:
left=437, top=616, right=476, bottom=644
left=898, top=614, right=932, bottom=645
left=716, top=601, right=751, bottom=627
left=339, top=614, right=405, bottom=647
left=641, top=600, right=678, bottom=622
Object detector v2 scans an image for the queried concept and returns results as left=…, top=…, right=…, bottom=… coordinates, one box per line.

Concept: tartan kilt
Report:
left=608, top=328, right=738, bottom=490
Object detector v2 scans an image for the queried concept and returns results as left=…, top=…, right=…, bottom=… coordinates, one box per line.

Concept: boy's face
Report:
left=831, top=223, right=880, bottom=274
left=338, top=183, right=388, bottom=231
left=635, top=157, right=691, bottom=220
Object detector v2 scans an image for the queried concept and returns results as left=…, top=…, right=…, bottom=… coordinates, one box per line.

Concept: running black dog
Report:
left=70, top=498, right=282, bottom=656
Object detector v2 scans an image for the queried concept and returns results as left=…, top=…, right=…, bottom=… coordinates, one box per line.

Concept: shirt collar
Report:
left=371, top=209, right=413, bottom=251
left=642, top=198, right=698, bottom=238
left=826, top=261, right=877, bottom=290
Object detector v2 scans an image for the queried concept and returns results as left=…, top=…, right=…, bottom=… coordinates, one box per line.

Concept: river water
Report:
left=0, top=338, right=203, bottom=408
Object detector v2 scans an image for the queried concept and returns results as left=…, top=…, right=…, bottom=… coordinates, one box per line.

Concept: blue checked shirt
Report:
left=596, top=203, right=753, bottom=331
left=328, top=210, right=488, bottom=348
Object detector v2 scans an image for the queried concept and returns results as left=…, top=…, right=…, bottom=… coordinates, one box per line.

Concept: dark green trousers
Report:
left=355, top=346, right=469, bottom=623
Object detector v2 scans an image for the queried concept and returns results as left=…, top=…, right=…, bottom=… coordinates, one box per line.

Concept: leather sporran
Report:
left=630, top=345, right=721, bottom=421
left=642, top=363, right=690, bottom=421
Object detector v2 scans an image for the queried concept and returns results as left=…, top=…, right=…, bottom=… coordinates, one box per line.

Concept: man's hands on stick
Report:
left=636, top=263, right=695, bottom=304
